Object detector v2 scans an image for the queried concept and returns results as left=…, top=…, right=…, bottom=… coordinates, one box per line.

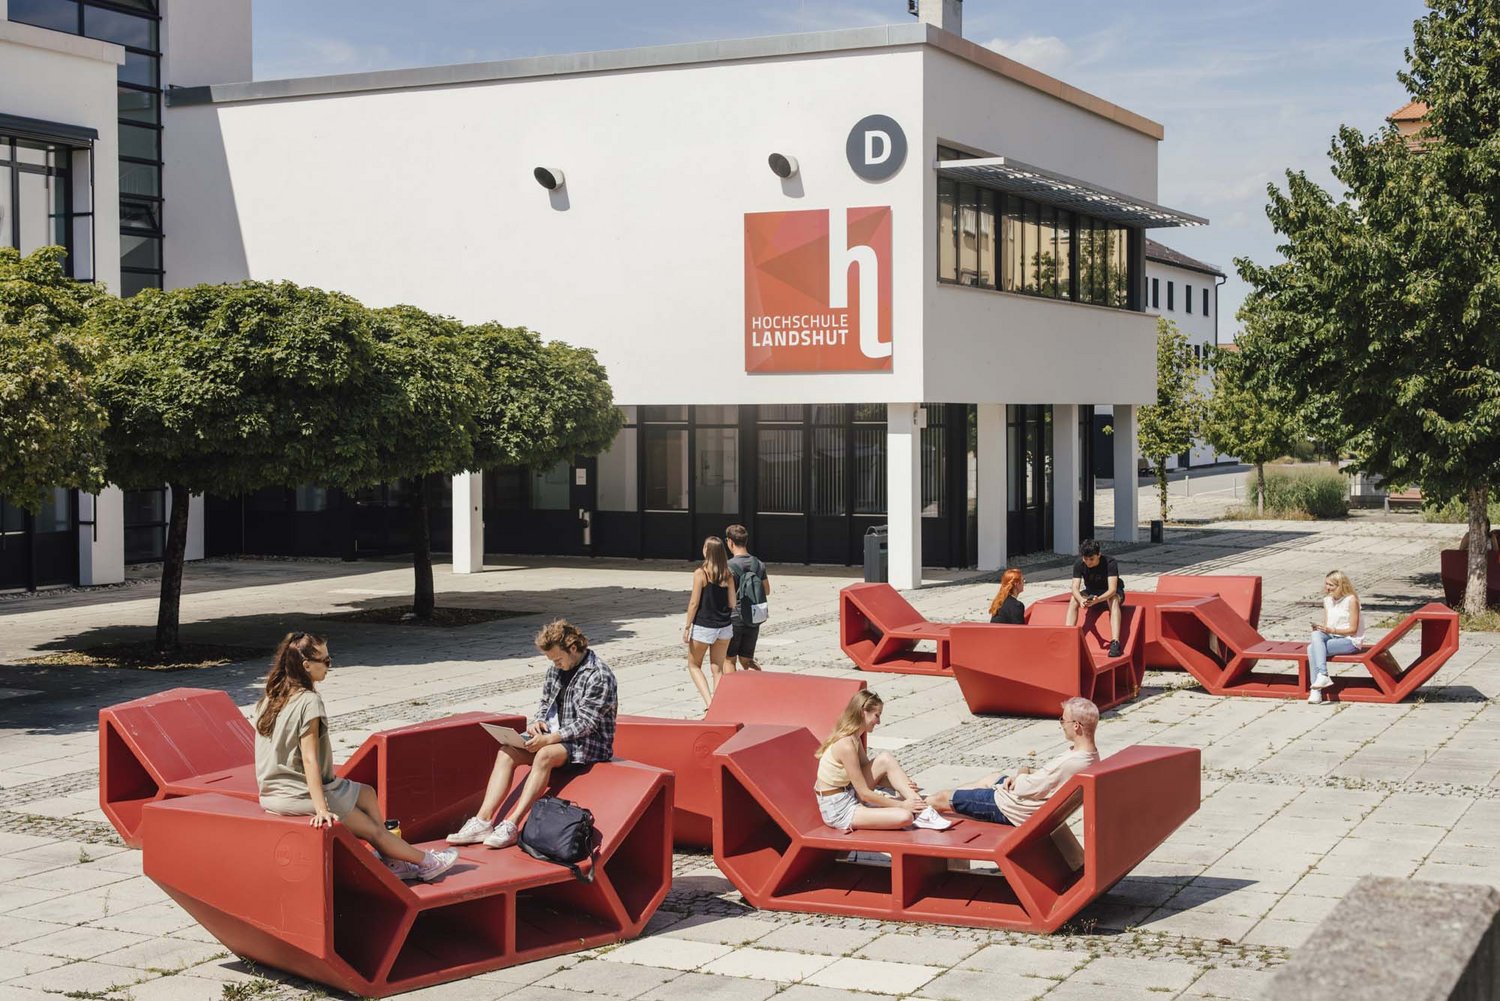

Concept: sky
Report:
left=252, top=0, right=1427, bottom=335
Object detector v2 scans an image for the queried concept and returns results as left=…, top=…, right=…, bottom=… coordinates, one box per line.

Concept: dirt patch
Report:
left=18, top=642, right=270, bottom=671
left=323, top=605, right=533, bottom=627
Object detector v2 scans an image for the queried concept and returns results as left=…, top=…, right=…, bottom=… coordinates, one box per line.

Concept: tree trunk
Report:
left=1155, top=458, right=1170, bottom=525
left=1256, top=462, right=1266, bottom=516
left=410, top=475, right=435, bottom=620
left=155, top=484, right=192, bottom=653
left=1465, top=484, right=1488, bottom=618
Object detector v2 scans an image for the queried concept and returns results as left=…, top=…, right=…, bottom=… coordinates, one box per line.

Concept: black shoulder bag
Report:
left=519, top=795, right=598, bottom=882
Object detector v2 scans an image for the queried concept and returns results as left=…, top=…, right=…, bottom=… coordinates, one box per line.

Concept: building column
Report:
left=976, top=403, right=1007, bottom=571
left=78, top=486, right=124, bottom=586
left=182, top=491, right=204, bottom=561
left=451, top=472, right=484, bottom=573
left=886, top=403, right=922, bottom=590
left=1112, top=404, right=1140, bottom=542
left=1053, top=404, right=1081, bottom=554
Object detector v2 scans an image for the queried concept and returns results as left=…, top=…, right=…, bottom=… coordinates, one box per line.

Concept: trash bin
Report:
left=863, top=525, right=889, bottom=584
left=1150, top=520, right=1165, bottom=544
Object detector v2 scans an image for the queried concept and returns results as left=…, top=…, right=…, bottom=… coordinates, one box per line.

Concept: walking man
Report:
left=725, top=524, right=771, bottom=672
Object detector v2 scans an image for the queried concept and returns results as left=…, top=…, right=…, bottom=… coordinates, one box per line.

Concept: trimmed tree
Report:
left=93, top=281, right=383, bottom=652
left=1201, top=330, right=1299, bottom=515
left=1137, top=318, right=1202, bottom=527
left=0, top=247, right=107, bottom=510
left=1236, top=0, right=1500, bottom=615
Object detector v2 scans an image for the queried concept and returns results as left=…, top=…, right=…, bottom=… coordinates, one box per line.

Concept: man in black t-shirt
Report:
left=725, top=524, right=770, bottom=671
left=1066, top=538, right=1125, bottom=657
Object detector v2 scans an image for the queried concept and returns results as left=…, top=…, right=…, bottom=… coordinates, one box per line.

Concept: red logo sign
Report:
left=744, top=206, right=892, bottom=373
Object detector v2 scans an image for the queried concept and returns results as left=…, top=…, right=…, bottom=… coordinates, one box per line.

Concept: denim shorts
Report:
left=815, top=785, right=898, bottom=831
left=690, top=623, right=734, bottom=644
left=949, top=783, right=1014, bottom=826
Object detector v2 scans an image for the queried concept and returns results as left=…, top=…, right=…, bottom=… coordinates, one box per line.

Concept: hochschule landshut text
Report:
left=748, top=311, right=850, bottom=347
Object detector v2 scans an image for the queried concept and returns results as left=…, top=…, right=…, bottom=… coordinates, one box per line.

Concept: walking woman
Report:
left=988, top=568, right=1026, bottom=624
left=813, top=691, right=949, bottom=832
left=254, top=632, right=457, bottom=880
left=683, top=536, right=738, bottom=708
left=1307, top=570, right=1364, bottom=704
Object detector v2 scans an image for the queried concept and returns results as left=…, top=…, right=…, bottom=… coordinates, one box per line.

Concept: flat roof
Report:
left=167, top=22, right=1164, bottom=140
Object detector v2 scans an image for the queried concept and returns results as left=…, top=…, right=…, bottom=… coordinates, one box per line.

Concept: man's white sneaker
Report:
left=447, top=816, right=494, bottom=845
left=1307, top=690, right=1325, bottom=704
left=1310, top=674, right=1335, bottom=690
left=415, top=848, right=459, bottom=882
left=483, top=820, right=520, bottom=849
left=912, top=806, right=953, bottom=831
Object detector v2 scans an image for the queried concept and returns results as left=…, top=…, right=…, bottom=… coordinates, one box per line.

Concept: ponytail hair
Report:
left=815, top=690, right=883, bottom=758
left=255, top=631, right=325, bottom=737
left=988, top=568, right=1024, bottom=617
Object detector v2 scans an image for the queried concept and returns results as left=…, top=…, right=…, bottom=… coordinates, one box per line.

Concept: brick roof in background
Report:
left=1389, top=100, right=1430, bottom=122
left=1144, top=238, right=1225, bottom=278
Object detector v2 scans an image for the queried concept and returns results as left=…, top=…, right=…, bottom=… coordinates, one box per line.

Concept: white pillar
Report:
left=976, top=403, right=1007, bottom=571
left=1053, top=404, right=1081, bottom=555
left=78, top=486, right=124, bottom=585
left=886, top=403, right=922, bottom=590
left=1112, top=404, right=1140, bottom=543
left=451, top=471, right=484, bottom=573
left=183, top=492, right=204, bottom=562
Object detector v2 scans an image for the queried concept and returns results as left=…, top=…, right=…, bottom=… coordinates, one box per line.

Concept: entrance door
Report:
left=1007, top=405, right=1053, bottom=555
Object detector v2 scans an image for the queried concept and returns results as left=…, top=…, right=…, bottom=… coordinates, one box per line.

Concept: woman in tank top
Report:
left=812, top=691, right=949, bottom=832
left=682, top=536, right=738, bottom=709
left=1307, top=569, right=1364, bottom=704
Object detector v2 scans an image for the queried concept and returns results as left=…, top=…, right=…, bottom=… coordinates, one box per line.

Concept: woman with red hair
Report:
left=988, top=568, right=1026, bottom=625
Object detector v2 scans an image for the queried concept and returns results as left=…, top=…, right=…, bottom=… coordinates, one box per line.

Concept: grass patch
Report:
left=1458, top=608, right=1500, bottom=632
left=323, top=605, right=531, bottom=627
left=18, top=642, right=267, bottom=671
left=1220, top=505, right=1315, bottom=521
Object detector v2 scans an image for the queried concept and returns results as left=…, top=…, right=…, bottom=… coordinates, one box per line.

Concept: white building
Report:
left=5, top=1, right=1206, bottom=591
left=1144, top=238, right=1231, bottom=469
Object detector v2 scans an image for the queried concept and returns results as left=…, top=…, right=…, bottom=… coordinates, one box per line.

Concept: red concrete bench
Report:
left=1439, top=549, right=1500, bottom=608
left=1030, top=574, right=1262, bottom=671
left=1157, top=595, right=1459, bottom=702
left=839, top=582, right=953, bottom=675
left=616, top=671, right=866, bottom=848
left=713, top=724, right=1199, bottom=932
left=949, top=606, right=1145, bottom=716
left=99, top=688, right=258, bottom=847
left=137, top=715, right=672, bottom=998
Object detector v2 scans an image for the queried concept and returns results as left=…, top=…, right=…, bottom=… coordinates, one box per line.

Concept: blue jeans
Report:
left=1308, top=631, right=1359, bottom=681
left=950, top=783, right=1015, bottom=826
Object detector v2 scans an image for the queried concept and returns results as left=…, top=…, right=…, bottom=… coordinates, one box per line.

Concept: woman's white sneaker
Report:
left=416, top=848, right=459, bottom=881
left=1307, top=690, right=1325, bottom=704
left=446, top=816, right=494, bottom=845
left=484, top=820, right=521, bottom=849
left=1310, top=674, right=1335, bottom=690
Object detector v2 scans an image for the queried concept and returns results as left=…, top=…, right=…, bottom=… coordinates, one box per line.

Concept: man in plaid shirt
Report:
left=447, top=620, right=618, bottom=850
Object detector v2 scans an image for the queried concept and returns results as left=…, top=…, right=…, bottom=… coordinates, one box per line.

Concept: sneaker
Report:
left=912, top=806, right=953, bottom=831
left=1310, top=674, right=1335, bottom=690
left=447, top=816, right=494, bottom=845
left=384, top=858, right=420, bottom=880
left=415, top=848, right=459, bottom=882
left=1108, top=640, right=1123, bottom=658
left=483, top=819, right=520, bottom=849
left=1307, top=690, right=1324, bottom=704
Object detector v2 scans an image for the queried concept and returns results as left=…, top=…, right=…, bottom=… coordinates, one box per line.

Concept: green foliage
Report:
left=0, top=247, right=107, bottom=509
left=1137, top=318, right=1202, bottom=523
left=1261, top=468, right=1349, bottom=519
left=1236, top=0, right=1500, bottom=611
left=364, top=305, right=478, bottom=483
left=1422, top=495, right=1500, bottom=524
left=1202, top=325, right=1300, bottom=512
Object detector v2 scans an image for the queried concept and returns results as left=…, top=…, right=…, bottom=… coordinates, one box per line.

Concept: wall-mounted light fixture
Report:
left=767, top=153, right=799, bottom=179
left=533, top=166, right=565, bottom=190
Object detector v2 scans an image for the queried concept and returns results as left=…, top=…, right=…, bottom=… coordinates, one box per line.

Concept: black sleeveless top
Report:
left=990, top=595, right=1025, bottom=625
left=694, top=572, right=733, bottom=628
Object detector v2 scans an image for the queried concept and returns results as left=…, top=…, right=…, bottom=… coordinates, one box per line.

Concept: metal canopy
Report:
left=936, top=156, right=1207, bottom=228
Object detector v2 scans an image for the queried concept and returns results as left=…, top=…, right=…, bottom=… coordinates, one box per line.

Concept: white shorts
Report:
left=815, top=785, right=897, bottom=831
left=690, top=623, right=734, bottom=644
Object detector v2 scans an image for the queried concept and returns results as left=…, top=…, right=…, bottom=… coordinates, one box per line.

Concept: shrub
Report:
left=1421, top=496, right=1500, bottom=524
left=1262, top=468, right=1349, bottom=518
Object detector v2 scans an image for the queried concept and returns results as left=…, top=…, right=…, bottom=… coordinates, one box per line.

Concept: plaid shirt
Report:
left=532, top=649, right=617, bottom=765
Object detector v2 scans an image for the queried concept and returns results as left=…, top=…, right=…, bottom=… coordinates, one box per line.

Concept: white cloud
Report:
left=983, top=34, right=1072, bottom=75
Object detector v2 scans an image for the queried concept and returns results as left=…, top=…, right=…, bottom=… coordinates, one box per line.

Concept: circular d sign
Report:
left=846, top=114, right=908, bottom=181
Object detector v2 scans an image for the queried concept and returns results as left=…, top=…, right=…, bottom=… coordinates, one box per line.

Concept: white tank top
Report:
left=1325, top=594, right=1363, bottom=644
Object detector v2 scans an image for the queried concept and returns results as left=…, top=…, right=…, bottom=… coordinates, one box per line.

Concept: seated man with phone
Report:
left=447, top=619, right=619, bottom=849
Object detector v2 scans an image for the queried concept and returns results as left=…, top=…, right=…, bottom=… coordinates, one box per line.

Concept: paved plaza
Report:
left=0, top=481, right=1495, bottom=1001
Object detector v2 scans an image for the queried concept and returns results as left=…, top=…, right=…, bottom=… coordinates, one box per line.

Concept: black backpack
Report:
left=519, top=795, right=597, bottom=881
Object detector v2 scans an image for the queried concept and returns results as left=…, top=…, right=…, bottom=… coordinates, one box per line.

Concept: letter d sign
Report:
left=847, top=115, right=907, bottom=181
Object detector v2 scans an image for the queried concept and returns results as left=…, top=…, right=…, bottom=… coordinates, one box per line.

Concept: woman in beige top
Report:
left=253, top=631, right=457, bottom=882
left=812, top=691, right=947, bottom=831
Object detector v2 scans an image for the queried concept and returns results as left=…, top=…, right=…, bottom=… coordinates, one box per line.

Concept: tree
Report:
left=1136, top=318, right=1202, bottom=527
left=93, top=281, right=382, bottom=651
left=1201, top=330, right=1299, bottom=515
left=1236, top=0, right=1500, bottom=615
left=0, top=247, right=107, bottom=511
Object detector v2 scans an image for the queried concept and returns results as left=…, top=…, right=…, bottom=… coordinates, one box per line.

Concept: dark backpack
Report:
left=519, top=795, right=597, bottom=881
left=737, top=557, right=769, bottom=624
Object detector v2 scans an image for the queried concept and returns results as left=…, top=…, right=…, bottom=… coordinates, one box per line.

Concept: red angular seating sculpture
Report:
left=616, top=671, right=866, bottom=848
left=1156, top=595, right=1459, bottom=702
left=99, top=688, right=258, bottom=847
left=949, top=604, right=1145, bottom=716
left=713, top=724, right=1199, bottom=931
left=839, top=582, right=953, bottom=675
left=105, top=695, right=672, bottom=997
left=1439, top=549, right=1500, bottom=608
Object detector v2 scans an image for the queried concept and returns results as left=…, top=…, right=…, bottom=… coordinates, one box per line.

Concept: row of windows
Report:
left=11, top=0, right=163, bottom=295
left=0, top=138, right=88, bottom=276
left=1149, top=277, right=1211, bottom=317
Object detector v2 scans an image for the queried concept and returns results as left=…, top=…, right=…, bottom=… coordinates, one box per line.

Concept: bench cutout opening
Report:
left=604, top=785, right=670, bottom=924
left=330, top=838, right=407, bottom=984
left=718, top=771, right=792, bottom=890
left=388, top=894, right=507, bottom=986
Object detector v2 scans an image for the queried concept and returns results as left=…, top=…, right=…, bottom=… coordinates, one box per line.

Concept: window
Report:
left=694, top=426, right=738, bottom=514
left=531, top=460, right=571, bottom=510
left=756, top=406, right=802, bottom=513
left=937, top=178, right=957, bottom=283
left=852, top=404, right=886, bottom=514
left=1185, top=285, right=1193, bottom=314
left=596, top=410, right=638, bottom=511
left=1204, top=291, right=1210, bottom=317
left=1152, top=277, right=1160, bottom=309
left=1167, top=281, right=1175, bottom=311
left=0, top=136, right=87, bottom=276
left=920, top=404, right=944, bottom=518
